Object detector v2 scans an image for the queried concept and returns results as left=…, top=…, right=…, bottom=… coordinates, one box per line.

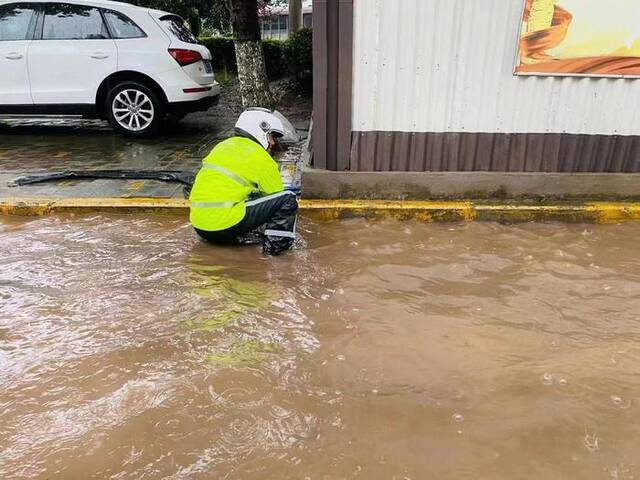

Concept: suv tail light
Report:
left=168, top=48, right=202, bottom=66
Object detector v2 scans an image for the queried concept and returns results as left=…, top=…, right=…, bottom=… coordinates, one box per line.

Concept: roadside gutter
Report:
left=2, top=197, right=640, bottom=223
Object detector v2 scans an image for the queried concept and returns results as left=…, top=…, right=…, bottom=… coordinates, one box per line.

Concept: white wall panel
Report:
left=352, top=0, right=640, bottom=135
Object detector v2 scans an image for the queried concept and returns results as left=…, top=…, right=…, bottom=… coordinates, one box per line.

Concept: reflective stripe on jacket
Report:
left=189, top=136, right=284, bottom=232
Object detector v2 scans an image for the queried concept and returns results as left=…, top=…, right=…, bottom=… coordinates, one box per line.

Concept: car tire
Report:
left=106, top=81, right=164, bottom=137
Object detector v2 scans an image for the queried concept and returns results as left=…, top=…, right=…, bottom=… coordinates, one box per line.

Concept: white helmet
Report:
left=235, top=108, right=286, bottom=150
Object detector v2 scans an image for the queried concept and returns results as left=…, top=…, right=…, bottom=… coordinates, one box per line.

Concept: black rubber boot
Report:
left=263, top=235, right=295, bottom=256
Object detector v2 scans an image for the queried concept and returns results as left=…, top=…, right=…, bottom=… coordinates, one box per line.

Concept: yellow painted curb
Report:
left=300, top=200, right=476, bottom=222
left=299, top=200, right=640, bottom=223
left=1, top=197, right=640, bottom=223
left=0, top=197, right=188, bottom=216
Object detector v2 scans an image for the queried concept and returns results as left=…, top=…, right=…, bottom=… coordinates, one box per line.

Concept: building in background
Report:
left=313, top=0, right=640, bottom=173
left=260, top=0, right=312, bottom=40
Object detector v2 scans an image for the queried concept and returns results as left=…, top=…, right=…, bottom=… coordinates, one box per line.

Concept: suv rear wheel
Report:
left=106, top=81, right=163, bottom=137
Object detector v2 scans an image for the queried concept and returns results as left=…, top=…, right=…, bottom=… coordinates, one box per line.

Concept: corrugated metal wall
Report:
left=349, top=0, right=640, bottom=172
left=350, top=132, right=640, bottom=172
left=352, top=0, right=640, bottom=135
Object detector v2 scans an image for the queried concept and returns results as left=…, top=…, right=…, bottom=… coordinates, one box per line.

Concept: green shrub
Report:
left=199, top=36, right=236, bottom=76
left=285, top=28, right=313, bottom=91
left=262, top=39, right=287, bottom=79
left=200, top=36, right=288, bottom=80
left=200, top=29, right=312, bottom=88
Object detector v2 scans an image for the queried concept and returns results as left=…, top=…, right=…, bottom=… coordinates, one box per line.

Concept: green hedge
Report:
left=263, top=39, right=288, bottom=79
left=199, top=36, right=286, bottom=79
left=284, top=28, right=312, bottom=92
left=200, top=28, right=312, bottom=87
left=200, top=36, right=237, bottom=75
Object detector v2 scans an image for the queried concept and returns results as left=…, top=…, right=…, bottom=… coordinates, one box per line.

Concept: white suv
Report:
left=0, top=0, right=221, bottom=136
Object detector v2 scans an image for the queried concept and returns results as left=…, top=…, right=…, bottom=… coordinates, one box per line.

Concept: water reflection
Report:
left=186, top=257, right=274, bottom=331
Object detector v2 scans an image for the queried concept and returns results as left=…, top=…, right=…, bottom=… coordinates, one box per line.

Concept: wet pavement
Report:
left=0, top=117, right=224, bottom=172
left=0, top=85, right=311, bottom=200
left=1, top=215, right=639, bottom=479
left=0, top=109, right=235, bottom=200
left=0, top=113, right=227, bottom=201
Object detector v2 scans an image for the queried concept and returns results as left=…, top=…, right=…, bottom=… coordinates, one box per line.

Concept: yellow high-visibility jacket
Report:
left=190, top=137, right=284, bottom=232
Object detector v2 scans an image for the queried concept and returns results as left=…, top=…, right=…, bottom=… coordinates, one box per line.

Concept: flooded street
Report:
left=1, top=215, right=639, bottom=479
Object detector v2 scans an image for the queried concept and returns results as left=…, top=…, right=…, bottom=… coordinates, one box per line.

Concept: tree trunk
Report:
left=231, top=0, right=273, bottom=108
left=289, top=0, right=302, bottom=34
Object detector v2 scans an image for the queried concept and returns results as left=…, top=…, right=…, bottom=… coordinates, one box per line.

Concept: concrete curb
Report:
left=303, top=170, right=640, bottom=201
left=2, top=197, right=640, bottom=223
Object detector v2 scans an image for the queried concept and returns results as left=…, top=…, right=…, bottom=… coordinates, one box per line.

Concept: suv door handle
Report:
left=91, top=52, right=109, bottom=60
left=5, top=52, right=23, bottom=60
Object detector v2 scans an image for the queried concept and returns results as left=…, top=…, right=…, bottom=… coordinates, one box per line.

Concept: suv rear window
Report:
left=42, top=3, right=109, bottom=40
left=103, top=10, right=145, bottom=39
left=0, top=3, right=36, bottom=41
left=160, top=15, right=197, bottom=44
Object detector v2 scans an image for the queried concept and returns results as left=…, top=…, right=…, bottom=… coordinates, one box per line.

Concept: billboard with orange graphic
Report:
left=515, top=0, right=640, bottom=77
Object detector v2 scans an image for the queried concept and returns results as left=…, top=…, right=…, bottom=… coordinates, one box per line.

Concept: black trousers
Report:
left=195, top=191, right=298, bottom=255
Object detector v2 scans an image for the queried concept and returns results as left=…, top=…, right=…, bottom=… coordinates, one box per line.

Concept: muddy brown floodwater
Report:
left=1, top=215, right=639, bottom=479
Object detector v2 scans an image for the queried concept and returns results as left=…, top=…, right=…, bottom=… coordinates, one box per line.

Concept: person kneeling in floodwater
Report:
left=189, top=108, right=298, bottom=256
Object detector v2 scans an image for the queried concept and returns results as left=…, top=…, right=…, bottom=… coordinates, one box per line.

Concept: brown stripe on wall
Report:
left=351, top=132, right=640, bottom=172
